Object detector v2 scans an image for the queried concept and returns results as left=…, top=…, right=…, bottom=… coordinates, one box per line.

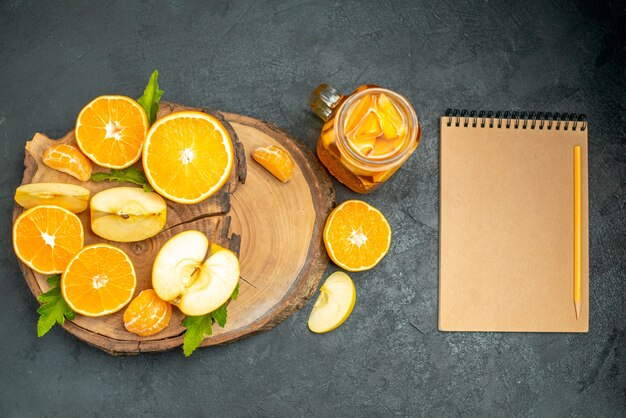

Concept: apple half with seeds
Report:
left=90, top=186, right=167, bottom=242
left=14, top=182, right=90, bottom=213
left=152, top=230, right=240, bottom=316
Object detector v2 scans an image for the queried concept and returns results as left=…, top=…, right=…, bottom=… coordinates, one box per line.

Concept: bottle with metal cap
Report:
left=308, top=84, right=345, bottom=121
left=308, top=83, right=421, bottom=194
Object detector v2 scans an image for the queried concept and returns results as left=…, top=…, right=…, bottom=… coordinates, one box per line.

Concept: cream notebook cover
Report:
left=439, top=110, right=589, bottom=332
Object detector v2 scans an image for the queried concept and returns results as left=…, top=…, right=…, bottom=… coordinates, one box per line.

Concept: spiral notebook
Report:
left=439, top=110, right=589, bottom=332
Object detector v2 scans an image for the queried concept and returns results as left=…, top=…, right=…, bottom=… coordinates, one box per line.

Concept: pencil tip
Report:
left=575, top=301, right=581, bottom=320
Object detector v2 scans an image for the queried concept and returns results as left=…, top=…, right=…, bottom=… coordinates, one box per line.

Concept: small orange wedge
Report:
left=142, top=111, right=234, bottom=204
left=13, top=205, right=84, bottom=274
left=323, top=200, right=392, bottom=272
left=42, top=144, right=92, bottom=181
left=123, top=289, right=172, bottom=336
left=252, top=145, right=295, bottom=182
left=61, top=244, right=137, bottom=317
left=75, top=95, right=148, bottom=169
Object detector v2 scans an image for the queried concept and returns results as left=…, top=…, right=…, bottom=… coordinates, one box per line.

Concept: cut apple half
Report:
left=308, top=271, right=356, bottom=333
left=90, top=186, right=167, bottom=242
left=152, top=230, right=240, bottom=316
left=14, top=182, right=90, bottom=213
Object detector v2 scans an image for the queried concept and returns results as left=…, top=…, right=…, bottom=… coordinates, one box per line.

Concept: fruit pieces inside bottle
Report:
left=344, top=93, right=408, bottom=159
left=317, top=91, right=415, bottom=193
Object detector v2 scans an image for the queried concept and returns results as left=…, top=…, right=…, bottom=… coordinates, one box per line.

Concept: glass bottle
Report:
left=309, top=84, right=421, bottom=193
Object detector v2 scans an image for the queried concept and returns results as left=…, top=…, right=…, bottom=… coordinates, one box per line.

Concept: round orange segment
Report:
left=42, top=144, right=92, bottom=181
left=123, top=289, right=172, bottom=336
left=13, top=205, right=84, bottom=274
left=323, top=200, right=392, bottom=272
left=61, top=244, right=137, bottom=317
left=142, top=111, right=234, bottom=204
left=75, top=95, right=148, bottom=169
left=252, top=145, right=295, bottom=182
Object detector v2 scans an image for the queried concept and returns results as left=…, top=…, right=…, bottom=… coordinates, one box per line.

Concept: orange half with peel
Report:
left=323, top=200, right=392, bottom=272
left=75, top=95, right=148, bottom=169
left=142, top=111, right=234, bottom=204
left=61, top=244, right=137, bottom=317
left=13, top=205, right=84, bottom=274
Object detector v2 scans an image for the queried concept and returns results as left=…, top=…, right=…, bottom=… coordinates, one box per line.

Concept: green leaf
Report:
left=182, top=315, right=213, bottom=357
left=137, top=70, right=164, bottom=126
left=36, top=275, right=76, bottom=337
left=211, top=304, right=228, bottom=328
left=90, top=167, right=154, bottom=192
left=231, top=282, right=240, bottom=301
left=47, top=274, right=61, bottom=287
left=181, top=285, right=239, bottom=356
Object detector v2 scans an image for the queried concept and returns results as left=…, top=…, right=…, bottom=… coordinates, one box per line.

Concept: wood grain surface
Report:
left=13, top=102, right=335, bottom=355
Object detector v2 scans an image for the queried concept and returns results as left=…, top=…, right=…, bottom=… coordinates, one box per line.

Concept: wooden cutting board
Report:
left=13, top=102, right=335, bottom=355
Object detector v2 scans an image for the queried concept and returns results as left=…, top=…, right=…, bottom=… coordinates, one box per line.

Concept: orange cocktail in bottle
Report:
left=310, top=84, right=421, bottom=193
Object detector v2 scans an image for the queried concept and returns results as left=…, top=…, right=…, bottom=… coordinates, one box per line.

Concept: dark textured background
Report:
left=1, top=0, right=624, bottom=416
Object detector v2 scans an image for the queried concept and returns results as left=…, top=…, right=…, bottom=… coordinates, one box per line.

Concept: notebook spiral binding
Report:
left=444, top=109, right=587, bottom=131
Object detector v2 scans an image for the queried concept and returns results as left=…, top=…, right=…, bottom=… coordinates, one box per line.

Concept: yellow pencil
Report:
left=574, top=146, right=582, bottom=319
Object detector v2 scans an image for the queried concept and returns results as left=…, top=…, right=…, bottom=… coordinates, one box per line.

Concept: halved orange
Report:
left=75, top=95, right=148, bottom=169
left=142, top=111, right=234, bottom=204
left=42, top=144, right=92, bottom=181
left=13, top=205, right=84, bottom=274
left=252, top=144, right=295, bottom=182
left=323, top=200, right=392, bottom=272
left=123, top=289, right=172, bottom=336
left=61, top=244, right=137, bottom=317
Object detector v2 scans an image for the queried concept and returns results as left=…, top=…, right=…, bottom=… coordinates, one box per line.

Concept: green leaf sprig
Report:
left=182, top=283, right=239, bottom=357
left=90, top=167, right=154, bottom=192
left=36, top=275, right=76, bottom=337
left=137, top=70, right=164, bottom=126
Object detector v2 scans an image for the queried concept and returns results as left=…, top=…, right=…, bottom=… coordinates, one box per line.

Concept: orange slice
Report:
left=353, top=111, right=383, bottom=142
left=42, top=144, right=92, bottom=181
left=376, top=93, right=404, bottom=140
left=61, top=244, right=137, bottom=317
left=75, top=95, right=148, bottom=169
left=252, top=145, right=295, bottom=182
left=323, top=200, right=392, bottom=272
left=344, top=94, right=374, bottom=134
left=13, top=205, right=84, bottom=274
left=142, top=111, right=234, bottom=204
left=123, top=289, right=172, bottom=336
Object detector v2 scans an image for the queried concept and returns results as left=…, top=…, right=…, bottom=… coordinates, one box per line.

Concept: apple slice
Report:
left=152, top=230, right=240, bottom=316
left=14, top=182, right=90, bottom=213
left=308, top=271, right=356, bottom=333
left=90, top=186, right=167, bottom=242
